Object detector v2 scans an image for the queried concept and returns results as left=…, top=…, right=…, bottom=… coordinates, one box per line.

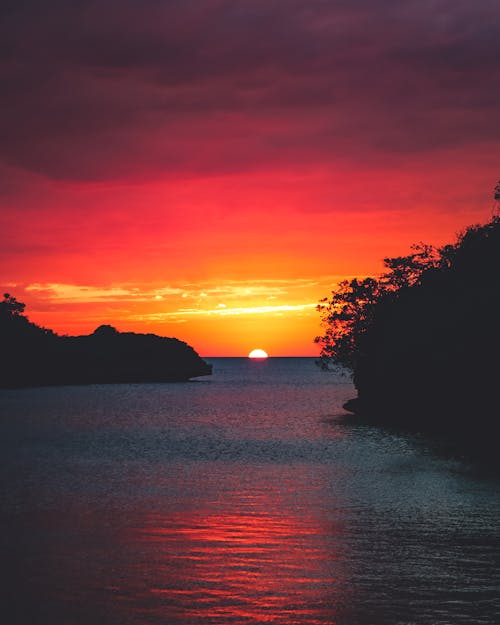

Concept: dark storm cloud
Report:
left=1, top=0, right=500, bottom=180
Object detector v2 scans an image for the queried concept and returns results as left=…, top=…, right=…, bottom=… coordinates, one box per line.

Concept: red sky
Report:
left=1, top=0, right=499, bottom=355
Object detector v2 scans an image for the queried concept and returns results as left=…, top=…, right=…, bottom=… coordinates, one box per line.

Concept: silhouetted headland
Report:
left=316, top=214, right=500, bottom=466
left=0, top=295, right=212, bottom=387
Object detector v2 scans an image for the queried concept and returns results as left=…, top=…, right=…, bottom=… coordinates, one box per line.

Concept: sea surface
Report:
left=1, top=357, right=499, bottom=625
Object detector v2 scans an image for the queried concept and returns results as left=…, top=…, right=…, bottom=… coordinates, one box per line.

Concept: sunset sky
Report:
left=1, top=0, right=499, bottom=355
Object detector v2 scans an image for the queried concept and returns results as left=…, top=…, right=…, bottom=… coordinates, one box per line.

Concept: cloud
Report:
left=1, top=0, right=499, bottom=181
left=21, top=277, right=339, bottom=305
left=130, top=303, right=317, bottom=321
left=12, top=277, right=328, bottom=332
left=24, top=282, right=184, bottom=303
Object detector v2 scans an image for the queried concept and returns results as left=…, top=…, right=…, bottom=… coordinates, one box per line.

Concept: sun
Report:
left=248, top=348, right=268, bottom=359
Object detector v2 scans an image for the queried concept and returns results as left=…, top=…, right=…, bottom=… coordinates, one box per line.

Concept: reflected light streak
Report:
left=128, top=506, right=346, bottom=624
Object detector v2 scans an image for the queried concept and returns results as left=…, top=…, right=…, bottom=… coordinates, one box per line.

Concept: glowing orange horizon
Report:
left=1, top=1, right=499, bottom=356
left=2, top=168, right=495, bottom=357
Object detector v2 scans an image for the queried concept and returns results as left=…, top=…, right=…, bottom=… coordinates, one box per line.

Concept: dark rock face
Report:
left=0, top=302, right=212, bottom=387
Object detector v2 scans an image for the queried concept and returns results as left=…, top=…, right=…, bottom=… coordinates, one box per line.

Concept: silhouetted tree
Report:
left=0, top=293, right=26, bottom=317
left=316, top=215, right=500, bottom=462
left=381, top=243, right=444, bottom=289
left=92, top=324, right=119, bottom=336
left=316, top=216, right=500, bottom=378
left=316, top=277, right=383, bottom=371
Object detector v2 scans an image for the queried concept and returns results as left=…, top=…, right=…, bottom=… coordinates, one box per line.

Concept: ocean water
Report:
left=0, top=357, right=499, bottom=625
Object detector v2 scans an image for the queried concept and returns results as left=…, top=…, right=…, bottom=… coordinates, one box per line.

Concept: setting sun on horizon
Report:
left=1, top=1, right=499, bottom=357
left=248, top=349, right=269, bottom=359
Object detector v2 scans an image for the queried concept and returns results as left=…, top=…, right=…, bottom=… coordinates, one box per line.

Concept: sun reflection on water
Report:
left=127, top=502, right=346, bottom=624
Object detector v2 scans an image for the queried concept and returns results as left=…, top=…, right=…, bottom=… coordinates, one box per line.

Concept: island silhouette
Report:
left=316, top=213, right=500, bottom=465
left=0, top=295, right=212, bottom=387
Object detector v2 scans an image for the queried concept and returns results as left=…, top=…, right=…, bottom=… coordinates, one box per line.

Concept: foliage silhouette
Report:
left=316, top=216, right=500, bottom=462
left=0, top=295, right=212, bottom=387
